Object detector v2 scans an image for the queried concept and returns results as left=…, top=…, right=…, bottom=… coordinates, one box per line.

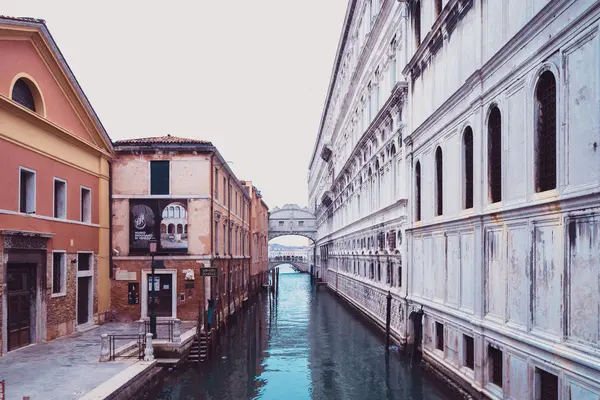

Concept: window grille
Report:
left=12, top=79, right=35, bottom=111
left=536, top=71, right=557, bottom=192
left=488, top=107, right=502, bottom=203
left=464, top=127, right=474, bottom=209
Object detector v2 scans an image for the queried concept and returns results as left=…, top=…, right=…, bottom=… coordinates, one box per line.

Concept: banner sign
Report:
left=130, top=200, right=189, bottom=254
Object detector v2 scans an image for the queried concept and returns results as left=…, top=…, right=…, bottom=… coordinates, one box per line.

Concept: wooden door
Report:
left=7, top=265, right=35, bottom=351
left=77, top=277, right=90, bottom=324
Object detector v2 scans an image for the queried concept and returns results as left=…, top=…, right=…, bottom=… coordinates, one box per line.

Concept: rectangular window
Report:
left=214, top=220, right=219, bottom=254
left=52, top=252, right=66, bottom=294
left=80, top=187, right=91, bottom=223
left=78, top=253, right=92, bottom=271
left=215, top=168, right=219, bottom=198
left=222, top=178, right=227, bottom=204
left=223, top=225, right=227, bottom=255
left=150, top=161, right=170, bottom=195
left=536, top=368, right=558, bottom=400
left=464, top=335, right=474, bottom=370
left=435, top=322, right=444, bottom=351
left=54, top=178, right=67, bottom=219
left=488, top=345, right=503, bottom=387
left=19, top=167, right=36, bottom=213
left=299, top=221, right=304, bottom=226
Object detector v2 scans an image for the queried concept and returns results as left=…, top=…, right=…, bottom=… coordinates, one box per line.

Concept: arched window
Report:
left=370, top=263, right=374, bottom=280
left=377, top=262, right=381, bottom=281
left=387, top=262, right=392, bottom=285
left=414, top=1, right=422, bottom=47
left=488, top=106, right=502, bottom=203
left=435, top=147, right=443, bottom=216
left=397, top=260, right=402, bottom=287
left=535, top=71, right=557, bottom=192
left=415, top=161, right=421, bottom=221
left=12, top=79, right=36, bottom=112
left=463, top=127, right=474, bottom=209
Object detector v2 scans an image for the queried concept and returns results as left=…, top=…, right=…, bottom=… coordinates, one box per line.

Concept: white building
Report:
left=309, top=0, right=600, bottom=398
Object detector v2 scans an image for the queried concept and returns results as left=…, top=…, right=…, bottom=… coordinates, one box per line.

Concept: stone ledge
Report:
left=79, top=360, right=157, bottom=400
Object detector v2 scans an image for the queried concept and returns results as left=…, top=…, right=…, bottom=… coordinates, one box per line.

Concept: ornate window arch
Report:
left=10, top=75, right=45, bottom=116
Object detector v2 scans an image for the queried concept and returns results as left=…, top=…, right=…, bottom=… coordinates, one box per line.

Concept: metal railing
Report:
left=107, top=333, right=146, bottom=361
left=143, top=320, right=174, bottom=342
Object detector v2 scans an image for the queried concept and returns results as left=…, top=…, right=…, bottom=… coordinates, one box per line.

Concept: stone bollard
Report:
left=100, top=334, right=110, bottom=362
left=144, top=333, right=154, bottom=361
left=173, top=319, right=182, bottom=343
left=138, top=319, right=145, bottom=336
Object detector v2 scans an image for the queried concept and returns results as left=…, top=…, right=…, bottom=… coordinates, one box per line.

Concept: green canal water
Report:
left=146, top=266, right=454, bottom=400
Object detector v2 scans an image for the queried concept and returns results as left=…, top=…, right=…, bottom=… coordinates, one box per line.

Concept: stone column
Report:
left=100, top=334, right=110, bottom=362
left=138, top=319, right=145, bottom=336
left=173, top=319, right=181, bottom=343
left=144, top=333, right=154, bottom=361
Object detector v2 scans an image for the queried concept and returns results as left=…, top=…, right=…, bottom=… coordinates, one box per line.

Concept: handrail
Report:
left=143, top=320, right=174, bottom=342
left=107, top=333, right=146, bottom=361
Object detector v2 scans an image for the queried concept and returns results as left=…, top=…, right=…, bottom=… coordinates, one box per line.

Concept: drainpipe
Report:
left=227, top=177, right=232, bottom=319
left=109, top=161, right=114, bottom=280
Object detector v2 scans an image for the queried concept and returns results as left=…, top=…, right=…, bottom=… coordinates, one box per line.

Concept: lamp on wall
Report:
left=149, top=238, right=158, bottom=338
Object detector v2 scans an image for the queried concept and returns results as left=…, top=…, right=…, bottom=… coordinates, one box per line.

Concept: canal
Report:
left=147, top=266, right=454, bottom=400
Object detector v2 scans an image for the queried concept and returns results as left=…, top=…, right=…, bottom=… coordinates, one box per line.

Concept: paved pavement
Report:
left=0, top=321, right=196, bottom=400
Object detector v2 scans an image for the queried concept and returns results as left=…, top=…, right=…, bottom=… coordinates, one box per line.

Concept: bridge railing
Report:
left=269, top=256, right=307, bottom=263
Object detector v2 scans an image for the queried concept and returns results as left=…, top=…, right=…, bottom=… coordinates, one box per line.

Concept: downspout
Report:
left=109, top=161, right=114, bottom=280
left=227, top=177, right=231, bottom=318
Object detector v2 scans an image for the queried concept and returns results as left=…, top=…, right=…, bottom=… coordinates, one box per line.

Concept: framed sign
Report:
left=200, top=268, right=218, bottom=277
left=130, top=200, right=189, bottom=254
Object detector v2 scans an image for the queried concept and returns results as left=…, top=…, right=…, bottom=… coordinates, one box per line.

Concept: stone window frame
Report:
left=53, top=177, right=67, bottom=220
left=19, top=166, right=37, bottom=214
left=140, top=269, right=177, bottom=320
left=80, top=186, right=92, bottom=223
left=51, top=250, right=67, bottom=297
left=76, top=251, right=94, bottom=325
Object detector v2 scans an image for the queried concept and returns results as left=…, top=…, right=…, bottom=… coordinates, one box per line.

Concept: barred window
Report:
left=12, top=79, right=36, bottom=111
left=488, top=106, right=502, bottom=203
left=535, top=71, right=557, bottom=192
left=415, top=161, right=422, bottom=221
left=463, top=127, right=474, bottom=209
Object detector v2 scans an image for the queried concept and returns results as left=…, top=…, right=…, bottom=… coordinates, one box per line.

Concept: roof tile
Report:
left=114, top=135, right=212, bottom=146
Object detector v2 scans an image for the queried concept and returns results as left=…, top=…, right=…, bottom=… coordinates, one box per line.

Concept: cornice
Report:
left=0, top=21, right=114, bottom=154
left=0, top=94, right=112, bottom=159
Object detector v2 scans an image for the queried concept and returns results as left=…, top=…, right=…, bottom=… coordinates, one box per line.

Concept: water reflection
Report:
left=148, top=266, right=452, bottom=400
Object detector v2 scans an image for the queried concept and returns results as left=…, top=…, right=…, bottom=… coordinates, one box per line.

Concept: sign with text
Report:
left=130, top=200, right=189, bottom=254
left=200, top=268, right=218, bottom=277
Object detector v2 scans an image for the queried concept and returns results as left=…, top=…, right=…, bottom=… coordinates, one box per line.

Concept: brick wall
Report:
left=111, top=258, right=205, bottom=322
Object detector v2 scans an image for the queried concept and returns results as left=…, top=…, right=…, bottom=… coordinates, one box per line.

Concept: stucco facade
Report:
left=245, top=182, right=269, bottom=293
left=309, top=0, right=600, bottom=398
left=0, top=17, right=113, bottom=356
left=111, top=136, right=252, bottom=325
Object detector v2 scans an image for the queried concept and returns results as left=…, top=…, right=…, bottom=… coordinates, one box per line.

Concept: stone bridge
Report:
left=268, top=204, right=317, bottom=243
left=268, top=258, right=309, bottom=273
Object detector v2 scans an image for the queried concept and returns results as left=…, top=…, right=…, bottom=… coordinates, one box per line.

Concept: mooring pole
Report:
left=386, top=291, right=392, bottom=350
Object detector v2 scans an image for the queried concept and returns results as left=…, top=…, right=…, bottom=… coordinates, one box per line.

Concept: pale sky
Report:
left=4, top=1, right=348, bottom=246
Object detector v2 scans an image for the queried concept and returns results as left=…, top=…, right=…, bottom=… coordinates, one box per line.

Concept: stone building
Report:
left=244, top=182, right=269, bottom=293
left=111, top=136, right=251, bottom=324
left=310, top=0, right=600, bottom=398
left=308, top=0, right=409, bottom=357
left=0, top=17, right=114, bottom=355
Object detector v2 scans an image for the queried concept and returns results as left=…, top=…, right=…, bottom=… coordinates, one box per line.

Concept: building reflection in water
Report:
left=147, top=266, right=451, bottom=400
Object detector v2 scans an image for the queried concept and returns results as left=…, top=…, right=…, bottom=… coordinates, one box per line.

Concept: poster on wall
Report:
left=130, top=200, right=189, bottom=253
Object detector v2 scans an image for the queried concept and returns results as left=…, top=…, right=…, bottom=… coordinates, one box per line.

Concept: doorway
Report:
left=77, top=277, right=91, bottom=324
left=7, top=264, right=36, bottom=351
left=148, top=274, right=173, bottom=317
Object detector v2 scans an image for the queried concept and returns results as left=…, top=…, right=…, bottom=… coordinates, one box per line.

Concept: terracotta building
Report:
left=0, top=17, right=113, bottom=355
left=111, top=136, right=251, bottom=325
left=243, top=182, right=269, bottom=294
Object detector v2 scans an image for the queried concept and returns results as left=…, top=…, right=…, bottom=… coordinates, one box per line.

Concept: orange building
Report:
left=0, top=17, right=113, bottom=355
left=111, top=136, right=251, bottom=326
left=243, top=182, right=269, bottom=294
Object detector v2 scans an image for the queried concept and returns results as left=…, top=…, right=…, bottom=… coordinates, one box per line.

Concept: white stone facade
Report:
left=309, top=0, right=600, bottom=399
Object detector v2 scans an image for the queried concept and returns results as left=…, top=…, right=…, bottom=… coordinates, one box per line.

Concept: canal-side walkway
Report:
left=0, top=321, right=194, bottom=400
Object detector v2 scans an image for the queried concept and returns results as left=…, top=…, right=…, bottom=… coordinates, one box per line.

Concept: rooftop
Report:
left=114, top=135, right=212, bottom=146
left=0, top=15, right=45, bottom=24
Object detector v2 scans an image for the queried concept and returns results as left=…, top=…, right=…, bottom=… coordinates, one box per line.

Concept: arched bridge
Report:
left=269, top=204, right=317, bottom=242
left=268, top=257, right=309, bottom=273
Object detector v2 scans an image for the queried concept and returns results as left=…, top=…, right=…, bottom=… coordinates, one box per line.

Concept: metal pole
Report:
left=150, top=253, right=157, bottom=339
left=385, top=291, right=392, bottom=350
